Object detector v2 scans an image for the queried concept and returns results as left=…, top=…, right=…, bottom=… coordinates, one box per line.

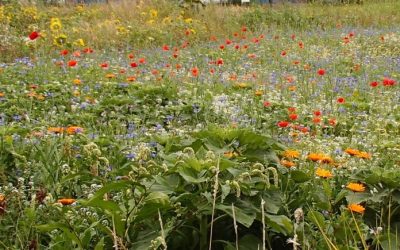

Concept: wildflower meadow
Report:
left=0, top=0, right=400, bottom=249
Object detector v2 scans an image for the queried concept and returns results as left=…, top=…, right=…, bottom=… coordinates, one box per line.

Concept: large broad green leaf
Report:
left=290, top=170, right=311, bottom=183
left=134, top=192, right=170, bottom=222
left=307, top=210, right=326, bottom=229
left=224, top=234, right=262, bottom=250
left=36, top=222, right=83, bottom=248
left=94, top=238, right=105, bottom=250
left=265, top=214, right=293, bottom=236
left=216, top=203, right=256, bottom=228
left=345, top=192, right=370, bottom=204
left=178, top=167, right=207, bottom=183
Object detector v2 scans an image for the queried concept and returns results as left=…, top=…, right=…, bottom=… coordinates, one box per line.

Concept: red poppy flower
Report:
left=172, top=53, right=178, bottom=58
left=329, top=118, right=336, bottom=126
left=313, top=117, right=321, bottom=124
left=298, top=41, right=304, bottom=49
left=162, top=45, right=169, bottom=51
left=210, top=68, right=215, bottom=74
left=128, top=53, right=134, bottom=59
left=100, top=63, right=108, bottom=68
left=382, top=77, right=396, bottom=86
left=82, top=47, right=94, bottom=54
left=289, top=114, right=298, bottom=121
left=68, top=60, right=77, bottom=67
left=130, top=62, right=138, bottom=68
left=234, top=45, right=240, bottom=50
left=217, top=58, right=224, bottom=65
left=241, top=26, right=247, bottom=32
left=317, top=69, right=326, bottom=76
left=370, top=81, right=379, bottom=87
left=313, top=110, right=322, bottom=116
left=288, top=107, right=296, bottom=113
left=281, top=51, right=287, bottom=56
left=337, top=97, right=345, bottom=104
left=219, top=44, right=225, bottom=50
left=185, top=29, right=191, bottom=36
left=291, top=34, right=296, bottom=40
left=191, top=67, right=199, bottom=77
left=139, top=58, right=146, bottom=64
left=263, top=101, right=271, bottom=107
left=277, top=121, right=290, bottom=128
left=60, top=50, right=69, bottom=56
left=29, top=31, right=39, bottom=40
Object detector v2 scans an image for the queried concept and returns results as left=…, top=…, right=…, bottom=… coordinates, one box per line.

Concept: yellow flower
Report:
left=255, top=90, right=263, bottom=96
left=315, top=168, right=333, bottom=178
left=74, top=38, right=85, bottom=47
left=149, top=9, right=158, bottom=18
left=282, top=150, right=300, bottom=159
left=346, top=183, right=365, bottom=192
left=73, top=79, right=81, bottom=85
left=224, top=151, right=238, bottom=159
left=50, top=18, right=62, bottom=31
left=184, top=18, right=193, bottom=23
left=348, top=203, right=365, bottom=214
left=53, top=34, right=67, bottom=46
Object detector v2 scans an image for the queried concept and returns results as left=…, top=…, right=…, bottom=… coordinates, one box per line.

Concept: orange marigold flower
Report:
left=58, top=198, right=76, bottom=205
left=320, top=156, right=334, bottom=165
left=282, top=150, right=300, bottom=159
left=356, top=151, right=371, bottom=159
left=66, top=126, right=84, bottom=135
left=0, top=194, right=5, bottom=202
left=345, top=148, right=360, bottom=156
left=0, top=92, right=5, bottom=97
left=105, top=73, right=116, bottom=79
left=346, top=183, right=365, bottom=192
left=73, top=79, right=81, bottom=85
left=47, top=127, right=64, bottom=134
left=255, top=90, right=263, bottom=96
left=315, top=168, right=333, bottom=178
left=224, top=151, right=238, bottom=159
left=281, top=160, right=295, bottom=168
left=307, top=153, right=324, bottom=162
left=348, top=203, right=365, bottom=214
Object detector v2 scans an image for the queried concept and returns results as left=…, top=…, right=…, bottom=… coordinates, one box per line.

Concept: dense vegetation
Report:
left=0, top=0, right=400, bottom=249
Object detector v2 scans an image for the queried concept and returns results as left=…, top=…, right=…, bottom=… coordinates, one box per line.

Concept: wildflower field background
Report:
left=0, top=0, right=400, bottom=249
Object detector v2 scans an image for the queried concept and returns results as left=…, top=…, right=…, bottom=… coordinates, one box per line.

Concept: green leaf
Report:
left=290, top=170, right=311, bottom=183
left=36, top=222, right=83, bottom=248
left=216, top=204, right=256, bottom=228
left=345, top=192, right=370, bottom=204
left=94, top=238, right=105, bottom=250
left=178, top=167, right=207, bottom=183
left=265, top=214, right=293, bottom=235
left=307, top=210, right=325, bottom=229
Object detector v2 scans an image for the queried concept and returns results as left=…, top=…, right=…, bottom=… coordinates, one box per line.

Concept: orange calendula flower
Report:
left=281, top=160, right=295, bottom=168
left=307, top=153, right=324, bottom=162
left=255, top=90, right=263, bottom=96
left=73, top=79, right=81, bottom=85
left=348, top=203, right=365, bottom=214
left=105, top=73, right=116, bottom=79
left=47, top=127, right=64, bottom=134
left=283, top=150, right=300, bottom=159
left=0, top=92, right=5, bottom=97
left=320, top=156, right=334, bottom=165
left=66, top=126, right=84, bottom=135
left=315, top=168, right=333, bottom=178
left=58, top=198, right=76, bottom=205
left=346, top=183, right=365, bottom=192
left=356, top=151, right=371, bottom=159
left=224, top=151, right=238, bottom=159
left=345, top=148, right=360, bottom=156
left=0, top=194, right=5, bottom=202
